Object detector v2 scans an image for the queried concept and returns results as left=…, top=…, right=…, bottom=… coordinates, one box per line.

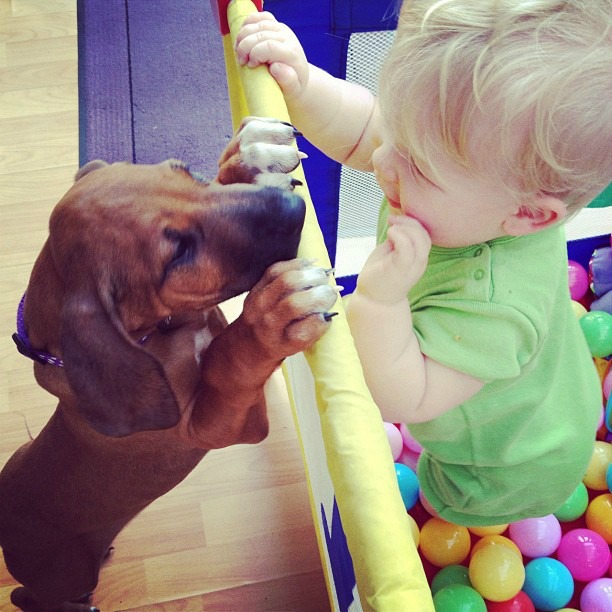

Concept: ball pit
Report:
left=384, top=242, right=612, bottom=609
left=386, top=425, right=612, bottom=610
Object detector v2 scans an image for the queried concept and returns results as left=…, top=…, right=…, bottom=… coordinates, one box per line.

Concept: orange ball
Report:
left=419, top=518, right=471, bottom=567
left=585, top=493, right=612, bottom=544
left=583, top=442, right=612, bottom=491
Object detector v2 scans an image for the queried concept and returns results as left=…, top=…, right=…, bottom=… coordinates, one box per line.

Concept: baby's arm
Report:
left=235, top=12, right=381, bottom=171
left=346, top=216, right=484, bottom=423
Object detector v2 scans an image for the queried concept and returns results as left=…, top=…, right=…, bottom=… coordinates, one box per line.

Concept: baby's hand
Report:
left=235, top=12, right=310, bottom=101
left=356, top=215, right=431, bottom=304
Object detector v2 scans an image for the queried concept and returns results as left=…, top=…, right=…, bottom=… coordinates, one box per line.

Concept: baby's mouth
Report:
left=387, top=197, right=401, bottom=210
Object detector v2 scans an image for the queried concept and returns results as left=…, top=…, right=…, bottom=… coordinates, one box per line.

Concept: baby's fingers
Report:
left=237, top=11, right=280, bottom=44
left=388, top=215, right=431, bottom=251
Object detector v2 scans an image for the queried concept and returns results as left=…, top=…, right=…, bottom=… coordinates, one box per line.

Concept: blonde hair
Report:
left=379, top=0, right=612, bottom=214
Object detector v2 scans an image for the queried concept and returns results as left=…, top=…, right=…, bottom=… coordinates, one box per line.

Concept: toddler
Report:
left=236, top=0, right=611, bottom=525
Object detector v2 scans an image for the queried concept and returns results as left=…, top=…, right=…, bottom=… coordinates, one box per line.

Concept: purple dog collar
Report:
left=12, top=293, right=155, bottom=368
left=12, top=293, right=64, bottom=367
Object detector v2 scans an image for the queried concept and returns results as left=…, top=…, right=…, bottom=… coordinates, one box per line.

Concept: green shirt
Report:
left=378, top=200, right=601, bottom=526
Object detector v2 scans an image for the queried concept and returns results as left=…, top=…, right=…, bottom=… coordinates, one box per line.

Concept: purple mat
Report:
left=77, top=0, right=232, bottom=179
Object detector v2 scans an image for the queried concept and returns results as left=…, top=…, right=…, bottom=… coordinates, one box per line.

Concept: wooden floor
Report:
left=0, top=1, right=329, bottom=610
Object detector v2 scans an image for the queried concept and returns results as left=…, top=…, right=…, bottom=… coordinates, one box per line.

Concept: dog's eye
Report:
left=169, top=160, right=191, bottom=174
left=168, top=160, right=207, bottom=183
left=164, top=228, right=199, bottom=271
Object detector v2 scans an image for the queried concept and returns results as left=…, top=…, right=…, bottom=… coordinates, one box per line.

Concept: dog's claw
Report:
left=323, top=311, right=339, bottom=322
left=278, top=120, right=302, bottom=137
left=290, top=178, right=303, bottom=187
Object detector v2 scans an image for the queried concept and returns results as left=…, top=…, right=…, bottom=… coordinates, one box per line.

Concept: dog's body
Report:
left=0, top=118, right=337, bottom=611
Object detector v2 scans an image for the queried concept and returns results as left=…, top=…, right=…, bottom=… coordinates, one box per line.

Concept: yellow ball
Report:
left=469, top=545, right=525, bottom=602
left=419, top=518, right=471, bottom=567
left=470, top=535, right=522, bottom=561
left=468, top=524, right=508, bottom=537
left=583, top=441, right=612, bottom=491
left=571, top=300, right=588, bottom=318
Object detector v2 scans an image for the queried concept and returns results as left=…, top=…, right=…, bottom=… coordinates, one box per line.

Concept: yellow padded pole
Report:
left=224, top=1, right=433, bottom=609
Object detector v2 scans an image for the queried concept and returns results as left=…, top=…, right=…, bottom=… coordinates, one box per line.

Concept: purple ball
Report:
left=508, top=515, right=562, bottom=558
left=580, top=577, right=612, bottom=612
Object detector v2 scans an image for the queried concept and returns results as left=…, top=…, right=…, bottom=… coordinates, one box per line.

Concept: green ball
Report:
left=554, top=481, right=589, bottom=522
left=431, top=565, right=472, bottom=595
left=433, top=585, right=486, bottom=612
left=579, top=310, right=612, bottom=358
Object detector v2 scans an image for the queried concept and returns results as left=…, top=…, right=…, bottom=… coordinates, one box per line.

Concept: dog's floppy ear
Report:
left=75, top=159, right=109, bottom=181
left=60, top=288, right=181, bottom=437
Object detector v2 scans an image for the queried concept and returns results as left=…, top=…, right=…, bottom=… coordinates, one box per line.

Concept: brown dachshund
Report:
left=0, top=118, right=338, bottom=611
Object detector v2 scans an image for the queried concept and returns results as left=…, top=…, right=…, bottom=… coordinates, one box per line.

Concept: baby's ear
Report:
left=502, top=195, right=566, bottom=236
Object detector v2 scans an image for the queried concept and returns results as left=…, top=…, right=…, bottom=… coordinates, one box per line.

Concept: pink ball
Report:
left=397, top=446, right=420, bottom=471
left=508, top=515, right=562, bottom=558
left=568, top=260, right=589, bottom=300
left=603, top=370, right=612, bottom=400
left=383, top=422, right=403, bottom=461
left=399, top=423, right=423, bottom=453
left=557, top=528, right=611, bottom=582
left=580, top=577, right=612, bottom=612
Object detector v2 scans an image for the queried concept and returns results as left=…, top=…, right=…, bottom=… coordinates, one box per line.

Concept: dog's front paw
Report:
left=216, top=116, right=305, bottom=189
left=241, top=258, right=339, bottom=359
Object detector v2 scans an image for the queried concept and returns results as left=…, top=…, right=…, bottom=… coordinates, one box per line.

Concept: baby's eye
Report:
left=409, top=158, right=439, bottom=189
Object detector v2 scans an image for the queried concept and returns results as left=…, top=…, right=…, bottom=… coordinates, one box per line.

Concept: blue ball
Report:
left=394, top=462, right=419, bottom=511
left=606, top=462, right=612, bottom=493
left=523, top=557, right=574, bottom=611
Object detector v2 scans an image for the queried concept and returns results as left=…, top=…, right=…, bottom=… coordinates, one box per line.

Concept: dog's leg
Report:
left=179, top=258, right=338, bottom=449
left=10, top=587, right=98, bottom=612
left=2, top=522, right=114, bottom=612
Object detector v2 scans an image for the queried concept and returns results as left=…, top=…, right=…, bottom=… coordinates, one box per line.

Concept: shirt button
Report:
left=474, top=248, right=483, bottom=257
left=474, top=269, right=484, bottom=280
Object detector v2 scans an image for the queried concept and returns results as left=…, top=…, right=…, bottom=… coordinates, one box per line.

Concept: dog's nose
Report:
left=259, top=187, right=306, bottom=236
